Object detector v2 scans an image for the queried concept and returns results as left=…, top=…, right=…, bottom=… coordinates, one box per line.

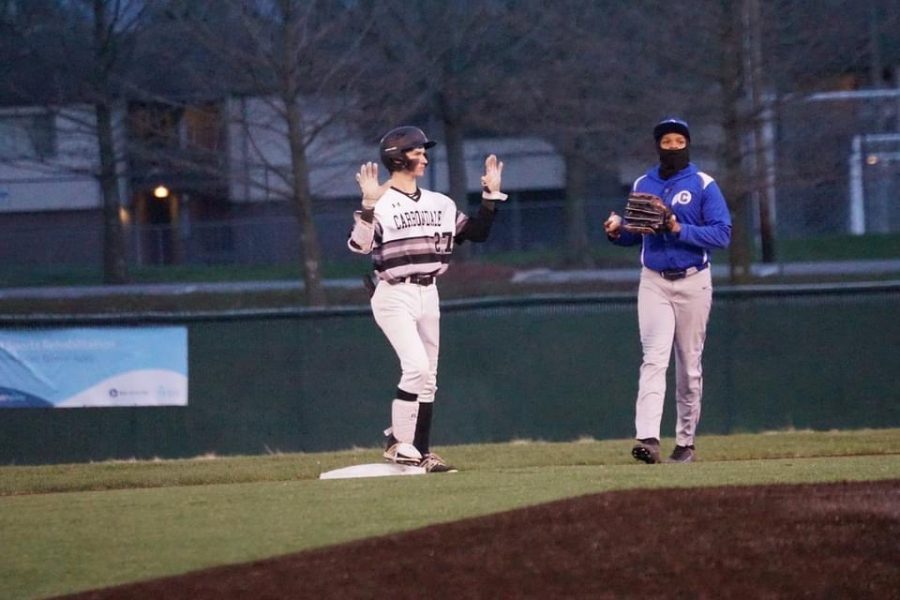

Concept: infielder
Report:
left=604, top=117, right=731, bottom=464
left=348, top=126, right=507, bottom=473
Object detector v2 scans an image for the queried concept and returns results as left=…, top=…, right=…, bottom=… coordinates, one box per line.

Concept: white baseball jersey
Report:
left=348, top=187, right=486, bottom=282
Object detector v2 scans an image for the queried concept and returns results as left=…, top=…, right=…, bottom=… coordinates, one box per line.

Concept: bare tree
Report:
left=488, top=2, right=664, bottom=267
left=4, top=0, right=897, bottom=290
left=717, top=0, right=754, bottom=281
left=0, top=0, right=154, bottom=284
left=176, top=0, right=368, bottom=305
left=355, top=2, right=537, bottom=229
left=490, top=0, right=900, bottom=277
left=88, top=0, right=142, bottom=284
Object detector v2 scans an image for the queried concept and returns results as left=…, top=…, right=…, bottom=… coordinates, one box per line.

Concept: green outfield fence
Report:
left=1, top=281, right=898, bottom=465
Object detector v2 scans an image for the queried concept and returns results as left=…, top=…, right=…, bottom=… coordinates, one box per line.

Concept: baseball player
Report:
left=348, top=126, right=507, bottom=473
left=603, top=117, right=731, bottom=464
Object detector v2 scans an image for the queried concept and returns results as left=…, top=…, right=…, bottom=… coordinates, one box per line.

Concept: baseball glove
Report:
left=622, top=192, right=670, bottom=235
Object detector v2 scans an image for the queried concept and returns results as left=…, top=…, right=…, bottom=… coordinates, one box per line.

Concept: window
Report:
left=0, top=111, right=57, bottom=160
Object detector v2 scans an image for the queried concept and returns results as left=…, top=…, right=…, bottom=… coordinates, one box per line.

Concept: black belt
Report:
left=394, top=274, right=435, bottom=286
left=659, top=263, right=709, bottom=280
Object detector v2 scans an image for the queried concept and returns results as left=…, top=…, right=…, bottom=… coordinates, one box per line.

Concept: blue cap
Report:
left=653, top=117, right=690, bottom=143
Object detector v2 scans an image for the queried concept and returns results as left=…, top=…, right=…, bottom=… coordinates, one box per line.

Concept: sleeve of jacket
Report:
left=676, top=181, right=732, bottom=249
left=455, top=203, right=496, bottom=244
left=608, top=230, right=643, bottom=247
left=609, top=176, right=649, bottom=247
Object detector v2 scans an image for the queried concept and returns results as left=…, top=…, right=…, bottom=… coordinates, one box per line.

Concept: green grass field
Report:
left=2, top=428, right=899, bottom=600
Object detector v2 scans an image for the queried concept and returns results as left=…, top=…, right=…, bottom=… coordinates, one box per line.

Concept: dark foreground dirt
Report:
left=59, top=479, right=900, bottom=600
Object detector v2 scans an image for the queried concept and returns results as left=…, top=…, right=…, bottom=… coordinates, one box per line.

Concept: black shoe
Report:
left=667, top=445, right=696, bottom=463
left=631, top=438, right=661, bottom=464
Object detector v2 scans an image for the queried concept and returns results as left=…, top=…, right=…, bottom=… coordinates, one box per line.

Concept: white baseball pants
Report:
left=371, top=281, right=440, bottom=442
left=634, top=267, right=713, bottom=447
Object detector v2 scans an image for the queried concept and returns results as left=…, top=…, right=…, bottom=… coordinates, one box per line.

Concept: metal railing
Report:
left=1, top=193, right=899, bottom=270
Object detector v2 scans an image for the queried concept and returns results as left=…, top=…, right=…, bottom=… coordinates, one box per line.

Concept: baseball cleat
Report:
left=667, top=445, right=696, bottom=463
left=631, top=438, right=661, bottom=464
left=418, top=452, right=457, bottom=473
left=383, top=442, right=422, bottom=466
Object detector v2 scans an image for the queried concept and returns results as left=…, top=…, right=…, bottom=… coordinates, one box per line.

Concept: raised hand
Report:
left=481, top=154, right=508, bottom=201
left=356, top=162, right=390, bottom=209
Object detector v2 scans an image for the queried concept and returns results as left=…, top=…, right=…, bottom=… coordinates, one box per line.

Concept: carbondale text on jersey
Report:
left=393, top=209, right=444, bottom=230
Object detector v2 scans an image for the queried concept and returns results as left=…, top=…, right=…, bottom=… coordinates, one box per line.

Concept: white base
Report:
left=319, top=462, right=426, bottom=480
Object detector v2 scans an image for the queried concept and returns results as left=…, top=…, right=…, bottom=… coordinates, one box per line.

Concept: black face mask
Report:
left=658, top=147, right=690, bottom=179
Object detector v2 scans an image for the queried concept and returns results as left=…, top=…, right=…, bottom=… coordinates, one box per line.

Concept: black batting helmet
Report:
left=379, top=126, right=436, bottom=172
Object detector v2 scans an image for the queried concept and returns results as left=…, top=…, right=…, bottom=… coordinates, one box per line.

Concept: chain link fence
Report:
left=3, top=90, right=900, bottom=271
left=0, top=198, right=625, bottom=269
left=774, top=90, right=900, bottom=238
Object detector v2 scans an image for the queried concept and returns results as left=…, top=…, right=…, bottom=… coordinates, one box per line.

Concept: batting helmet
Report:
left=653, top=117, right=691, bottom=144
left=379, top=126, right=437, bottom=172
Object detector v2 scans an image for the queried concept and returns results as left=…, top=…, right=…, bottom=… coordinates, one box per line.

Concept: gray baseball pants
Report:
left=634, top=266, right=713, bottom=447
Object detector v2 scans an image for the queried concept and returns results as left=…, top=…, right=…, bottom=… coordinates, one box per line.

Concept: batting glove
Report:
left=356, top=161, right=390, bottom=209
left=481, top=154, right=508, bottom=201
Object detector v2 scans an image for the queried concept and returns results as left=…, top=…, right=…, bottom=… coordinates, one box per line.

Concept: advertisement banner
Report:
left=0, top=327, right=188, bottom=408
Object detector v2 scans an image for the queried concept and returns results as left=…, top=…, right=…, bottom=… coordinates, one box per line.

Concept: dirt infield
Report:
left=60, top=479, right=900, bottom=599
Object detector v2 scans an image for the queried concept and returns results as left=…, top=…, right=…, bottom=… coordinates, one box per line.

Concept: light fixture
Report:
left=153, top=184, right=170, bottom=199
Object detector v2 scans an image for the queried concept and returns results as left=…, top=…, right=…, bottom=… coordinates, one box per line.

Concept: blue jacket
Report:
left=612, top=163, right=732, bottom=272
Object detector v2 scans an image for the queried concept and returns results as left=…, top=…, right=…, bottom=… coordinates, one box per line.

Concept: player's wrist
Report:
left=481, top=190, right=507, bottom=201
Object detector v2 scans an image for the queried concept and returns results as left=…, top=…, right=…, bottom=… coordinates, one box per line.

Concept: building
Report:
left=0, top=97, right=566, bottom=269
